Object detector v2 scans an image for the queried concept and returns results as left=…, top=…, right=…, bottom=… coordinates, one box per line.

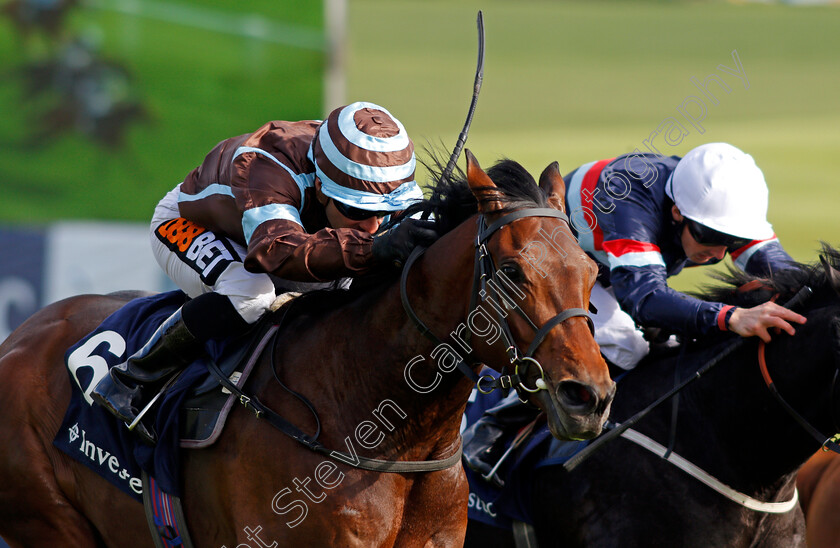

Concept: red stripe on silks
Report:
left=601, top=239, right=662, bottom=257
left=151, top=476, right=161, bottom=522
left=730, top=234, right=776, bottom=259
left=580, top=158, right=614, bottom=251
left=717, top=305, right=735, bottom=331
left=148, top=475, right=184, bottom=548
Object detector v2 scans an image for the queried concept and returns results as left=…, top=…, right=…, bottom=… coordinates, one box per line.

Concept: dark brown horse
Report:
left=797, top=449, right=840, bottom=547
left=0, top=151, right=614, bottom=547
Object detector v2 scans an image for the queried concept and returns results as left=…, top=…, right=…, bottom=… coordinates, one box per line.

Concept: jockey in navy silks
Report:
left=92, top=102, right=436, bottom=443
left=463, top=143, right=808, bottom=485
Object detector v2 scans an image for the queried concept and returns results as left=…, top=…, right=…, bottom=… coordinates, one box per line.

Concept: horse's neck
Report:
left=284, top=223, right=481, bottom=459
left=367, top=225, right=481, bottom=453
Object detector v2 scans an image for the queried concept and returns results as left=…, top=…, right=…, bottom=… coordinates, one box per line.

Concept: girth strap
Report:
left=142, top=472, right=195, bottom=548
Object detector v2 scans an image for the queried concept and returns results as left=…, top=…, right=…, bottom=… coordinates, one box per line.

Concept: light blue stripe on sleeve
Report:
left=178, top=183, right=235, bottom=202
left=242, top=203, right=303, bottom=244
left=233, top=146, right=314, bottom=212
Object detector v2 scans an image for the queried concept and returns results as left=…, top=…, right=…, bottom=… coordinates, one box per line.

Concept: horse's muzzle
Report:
left=537, top=378, right=615, bottom=441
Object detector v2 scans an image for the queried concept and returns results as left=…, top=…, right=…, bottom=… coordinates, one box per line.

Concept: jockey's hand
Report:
left=371, top=219, right=438, bottom=267
left=728, top=302, right=807, bottom=342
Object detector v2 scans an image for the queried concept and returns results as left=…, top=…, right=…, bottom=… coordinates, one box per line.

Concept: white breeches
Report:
left=148, top=185, right=276, bottom=324
left=589, top=282, right=649, bottom=370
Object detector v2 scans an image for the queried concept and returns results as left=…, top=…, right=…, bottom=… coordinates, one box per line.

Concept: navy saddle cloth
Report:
left=53, top=290, right=258, bottom=502
left=463, top=374, right=591, bottom=529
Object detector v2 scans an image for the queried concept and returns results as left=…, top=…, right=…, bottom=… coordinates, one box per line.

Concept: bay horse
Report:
left=0, top=150, right=614, bottom=547
left=797, top=448, right=840, bottom=547
left=465, top=246, right=840, bottom=548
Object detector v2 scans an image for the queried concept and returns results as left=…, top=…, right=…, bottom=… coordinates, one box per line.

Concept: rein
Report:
left=211, top=208, right=591, bottom=473
left=400, top=208, right=593, bottom=400
left=757, top=341, right=840, bottom=453
left=207, top=339, right=463, bottom=473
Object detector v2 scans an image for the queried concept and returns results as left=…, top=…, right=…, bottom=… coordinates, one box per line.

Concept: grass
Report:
left=346, top=0, right=840, bottom=290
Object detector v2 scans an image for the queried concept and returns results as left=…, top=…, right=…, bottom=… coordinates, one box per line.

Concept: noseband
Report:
left=400, top=208, right=593, bottom=400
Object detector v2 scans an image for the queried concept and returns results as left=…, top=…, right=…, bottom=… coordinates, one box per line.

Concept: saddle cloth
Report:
left=463, top=378, right=591, bottom=530
left=53, top=290, right=276, bottom=502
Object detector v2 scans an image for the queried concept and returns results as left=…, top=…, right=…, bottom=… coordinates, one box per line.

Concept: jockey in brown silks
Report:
left=92, top=102, right=437, bottom=443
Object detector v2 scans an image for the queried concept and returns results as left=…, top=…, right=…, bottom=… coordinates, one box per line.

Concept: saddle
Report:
left=54, top=290, right=298, bottom=502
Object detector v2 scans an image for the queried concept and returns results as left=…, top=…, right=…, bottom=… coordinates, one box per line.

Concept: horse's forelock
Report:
left=485, top=159, right=546, bottom=210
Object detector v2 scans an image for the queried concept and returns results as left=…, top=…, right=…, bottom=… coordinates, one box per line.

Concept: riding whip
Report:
left=440, top=10, right=485, bottom=186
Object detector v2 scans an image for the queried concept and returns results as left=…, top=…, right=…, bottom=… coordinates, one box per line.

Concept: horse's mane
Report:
left=276, top=152, right=548, bottom=322
left=694, top=243, right=840, bottom=308
left=396, top=149, right=547, bottom=235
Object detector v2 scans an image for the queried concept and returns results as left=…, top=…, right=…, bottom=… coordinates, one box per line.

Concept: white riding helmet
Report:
left=666, top=143, right=774, bottom=241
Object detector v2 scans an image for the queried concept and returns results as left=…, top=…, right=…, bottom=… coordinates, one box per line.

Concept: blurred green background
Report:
left=0, top=0, right=324, bottom=221
left=2, top=0, right=839, bottom=292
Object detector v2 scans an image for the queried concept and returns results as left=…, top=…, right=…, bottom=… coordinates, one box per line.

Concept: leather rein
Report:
left=758, top=335, right=840, bottom=454
left=400, top=208, right=593, bottom=402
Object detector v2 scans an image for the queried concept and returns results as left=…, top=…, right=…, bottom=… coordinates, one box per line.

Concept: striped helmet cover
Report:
left=309, top=101, right=423, bottom=211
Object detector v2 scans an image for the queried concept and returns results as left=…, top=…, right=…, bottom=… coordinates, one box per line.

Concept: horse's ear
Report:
left=539, top=161, right=566, bottom=213
left=820, top=254, right=840, bottom=297
left=466, top=149, right=506, bottom=213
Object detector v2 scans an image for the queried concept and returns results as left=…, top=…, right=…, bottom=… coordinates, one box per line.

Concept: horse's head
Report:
left=462, top=150, right=614, bottom=440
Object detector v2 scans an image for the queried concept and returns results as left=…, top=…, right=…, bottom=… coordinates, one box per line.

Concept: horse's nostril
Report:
left=577, top=385, right=592, bottom=403
left=557, top=380, right=597, bottom=410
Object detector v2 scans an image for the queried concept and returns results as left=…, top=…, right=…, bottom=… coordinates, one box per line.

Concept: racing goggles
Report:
left=685, top=218, right=752, bottom=251
left=331, top=199, right=390, bottom=221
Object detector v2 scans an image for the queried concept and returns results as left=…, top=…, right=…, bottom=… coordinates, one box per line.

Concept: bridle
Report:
left=400, top=207, right=594, bottom=400
left=757, top=329, right=840, bottom=454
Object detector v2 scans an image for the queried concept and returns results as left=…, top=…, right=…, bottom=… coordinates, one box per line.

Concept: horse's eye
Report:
left=499, top=263, right=525, bottom=284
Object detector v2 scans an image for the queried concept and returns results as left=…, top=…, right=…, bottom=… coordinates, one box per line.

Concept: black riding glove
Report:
left=371, top=219, right=438, bottom=267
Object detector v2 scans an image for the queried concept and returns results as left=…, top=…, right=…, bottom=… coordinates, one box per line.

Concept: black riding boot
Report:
left=462, top=393, right=541, bottom=487
left=91, top=306, right=204, bottom=444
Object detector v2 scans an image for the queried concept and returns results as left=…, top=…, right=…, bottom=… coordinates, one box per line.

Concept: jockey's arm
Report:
left=230, top=152, right=379, bottom=283
left=244, top=219, right=375, bottom=282
left=612, top=265, right=807, bottom=341
left=730, top=237, right=794, bottom=276
left=609, top=263, right=728, bottom=336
